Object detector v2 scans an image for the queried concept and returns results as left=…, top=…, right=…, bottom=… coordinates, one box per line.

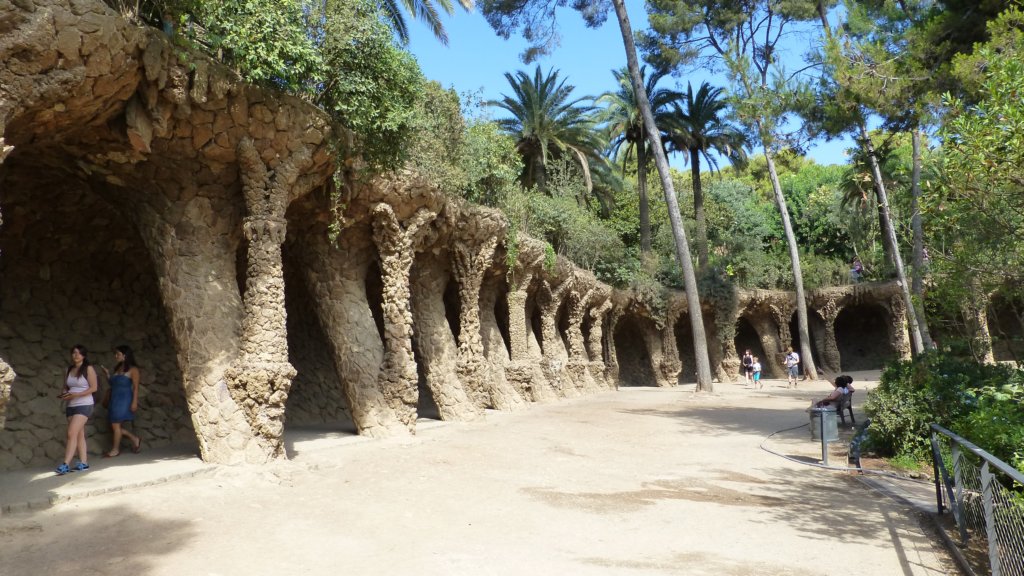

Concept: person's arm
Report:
left=83, top=366, right=98, bottom=398
left=129, top=367, right=140, bottom=412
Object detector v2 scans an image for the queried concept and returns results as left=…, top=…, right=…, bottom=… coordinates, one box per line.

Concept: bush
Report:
left=865, top=351, right=1024, bottom=468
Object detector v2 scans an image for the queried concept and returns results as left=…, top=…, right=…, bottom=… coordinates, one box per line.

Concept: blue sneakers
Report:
left=55, top=462, right=70, bottom=475
left=74, top=462, right=90, bottom=472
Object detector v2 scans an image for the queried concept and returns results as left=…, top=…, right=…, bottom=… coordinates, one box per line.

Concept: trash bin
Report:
left=810, top=407, right=838, bottom=441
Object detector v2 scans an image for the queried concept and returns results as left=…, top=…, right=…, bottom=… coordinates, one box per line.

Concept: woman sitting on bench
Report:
left=814, top=375, right=854, bottom=408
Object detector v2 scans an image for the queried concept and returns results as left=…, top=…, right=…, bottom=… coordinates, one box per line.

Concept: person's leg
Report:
left=110, top=422, right=123, bottom=455
left=121, top=425, right=139, bottom=452
left=62, top=416, right=77, bottom=466
left=74, top=416, right=88, bottom=464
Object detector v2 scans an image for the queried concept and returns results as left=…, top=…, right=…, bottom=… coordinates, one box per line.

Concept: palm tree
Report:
left=596, top=66, right=679, bottom=254
left=380, top=0, right=473, bottom=45
left=489, top=66, right=602, bottom=195
left=665, top=82, right=747, bottom=269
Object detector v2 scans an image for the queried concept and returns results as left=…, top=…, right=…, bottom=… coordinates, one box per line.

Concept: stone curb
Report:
left=0, top=466, right=216, bottom=517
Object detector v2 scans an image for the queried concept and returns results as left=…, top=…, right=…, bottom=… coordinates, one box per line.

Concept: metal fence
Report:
left=930, top=423, right=1024, bottom=576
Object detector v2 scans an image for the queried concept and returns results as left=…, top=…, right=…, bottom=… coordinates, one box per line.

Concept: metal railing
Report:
left=930, top=424, right=1024, bottom=576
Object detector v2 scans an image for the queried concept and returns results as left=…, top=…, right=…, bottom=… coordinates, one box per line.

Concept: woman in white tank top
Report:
left=56, top=344, right=98, bottom=475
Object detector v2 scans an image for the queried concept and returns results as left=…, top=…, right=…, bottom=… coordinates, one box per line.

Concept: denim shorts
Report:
left=66, top=404, right=93, bottom=418
left=788, top=365, right=799, bottom=377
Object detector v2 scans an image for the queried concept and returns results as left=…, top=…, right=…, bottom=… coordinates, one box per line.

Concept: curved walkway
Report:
left=0, top=375, right=957, bottom=575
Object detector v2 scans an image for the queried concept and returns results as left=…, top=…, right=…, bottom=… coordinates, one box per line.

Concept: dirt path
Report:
left=0, top=375, right=957, bottom=575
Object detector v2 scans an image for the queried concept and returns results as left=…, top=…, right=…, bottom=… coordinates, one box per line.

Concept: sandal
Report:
left=131, top=438, right=142, bottom=454
left=102, top=451, right=120, bottom=458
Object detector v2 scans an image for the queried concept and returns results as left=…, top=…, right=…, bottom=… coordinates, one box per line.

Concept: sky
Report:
left=405, top=4, right=855, bottom=168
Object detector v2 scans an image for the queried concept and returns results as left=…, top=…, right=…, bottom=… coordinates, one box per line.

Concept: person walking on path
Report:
left=56, top=344, right=97, bottom=475
left=752, top=357, right=762, bottom=389
left=741, top=349, right=754, bottom=383
left=101, top=345, right=142, bottom=458
left=784, top=347, right=800, bottom=389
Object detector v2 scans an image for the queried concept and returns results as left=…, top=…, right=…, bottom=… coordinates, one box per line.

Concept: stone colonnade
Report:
left=0, top=0, right=914, bottom=470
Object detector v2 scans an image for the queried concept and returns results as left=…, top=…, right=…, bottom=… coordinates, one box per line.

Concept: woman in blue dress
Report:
left=101, top=345, right=142, bottom=457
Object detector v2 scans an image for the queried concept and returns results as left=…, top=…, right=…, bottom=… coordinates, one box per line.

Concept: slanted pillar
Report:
left=815, top=298, right=843, bottom=374
left=371, top=204, right=436, bottom=426
left=296, top=224, right=405, bottom=437
left=453, top=228, right=526, bottom=411
left=134, top=188, right=256, bottom=464
left=658, top=303, right=683, bottom=387
left=410, top=250, right=482, bottom=421
left=565, top=285, right=599, bottom=392
left=585, top=298, right=613, bottom=388
left=505, top=239, right=552, bottom=402
left=537, top=276, right=575, bottom=397
left=223, top=139, right=309, bottom=460
left=604, top=308, right=623, bottom=387
left=769, top=302, right=795, bottom=376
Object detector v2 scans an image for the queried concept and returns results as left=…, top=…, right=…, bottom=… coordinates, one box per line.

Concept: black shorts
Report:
left=66, top=404, right=93, bottom=418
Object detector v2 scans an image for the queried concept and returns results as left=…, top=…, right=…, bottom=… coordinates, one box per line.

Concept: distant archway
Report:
left=989, top=294, right=1024, bottom=362
left=734, top=317, right=768, bottom=377
left=674, top=314, right=696, bottom=384
left=614, top=316, right=656, bottom=386
left=835, top=303, right=895, bottom=370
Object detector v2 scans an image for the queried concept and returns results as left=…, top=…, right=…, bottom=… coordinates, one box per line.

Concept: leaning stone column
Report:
left=747, top=312, right=784, bottom=378
left=537, top=276, right=576, bottom=397
left=604, top=308, right=623, bottom=387
left=410, top=250, right=482, bottom=421
left=585, top=298, right=613, bottom=388
left=658, top=302, right=683, bottom=386
left=453, top=231, right=526, bottom=411
left=504, top=239, right=553, bottom=402
left=565, top=285, right=599, bottom=392
left=222, top=140, right=309, bottom=460
left=814, top=298, right=843, bottom=374
left=371, top=204, right=436, bottom=426
left=297, top=225, right=406, bottom=437
left=134, top=192, right=258, bottom=464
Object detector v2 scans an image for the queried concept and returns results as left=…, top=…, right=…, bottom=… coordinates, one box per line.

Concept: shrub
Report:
left=865, top=351, right=1023, bottom=468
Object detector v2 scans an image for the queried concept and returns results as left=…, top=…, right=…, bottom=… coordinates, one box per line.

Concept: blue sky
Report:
left=405, top=4, right=854, bottom=168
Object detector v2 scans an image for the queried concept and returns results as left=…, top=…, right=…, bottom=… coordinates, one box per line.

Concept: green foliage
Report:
left=501, top=159, right=630, bottom=285
left=406, top=81, right=467, bottom=195
left=864, top=351, right=1024, bottom=468
left=933, top=7, right=1024, bottom=302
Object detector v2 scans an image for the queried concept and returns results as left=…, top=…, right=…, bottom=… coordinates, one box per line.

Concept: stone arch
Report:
left=734, top=317, right=768, bottom=376
left=614, top=315, right=656, bottom=387
left=674, top=314, right=696, bottom=384
left=0, top=171, right=195, bottom=470
left=788, top=314, right=822, bottom=376
left=835, top=303, right=895, bottom=370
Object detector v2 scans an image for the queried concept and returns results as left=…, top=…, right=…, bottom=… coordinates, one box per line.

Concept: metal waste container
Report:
left=809, top=406, right=838, bottom=441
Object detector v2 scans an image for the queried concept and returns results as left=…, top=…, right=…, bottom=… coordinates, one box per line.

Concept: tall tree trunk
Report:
left=910, top=128, right=934, bottom=349
left=690, top=148, right=709, bottom=269
left=762, top=144, right=818, bottom=381
left=859, top=120, right=925, bottom=355
left=612, top=0, right=713, bottom=391
left=637, top=140, right=651, bottom=253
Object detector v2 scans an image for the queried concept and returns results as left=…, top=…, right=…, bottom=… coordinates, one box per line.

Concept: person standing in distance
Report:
left=56, top=344, right=97, bottom=475
left=741, top=349, right=754, bottom=384
left=784, top=346, right=800, bottom=389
